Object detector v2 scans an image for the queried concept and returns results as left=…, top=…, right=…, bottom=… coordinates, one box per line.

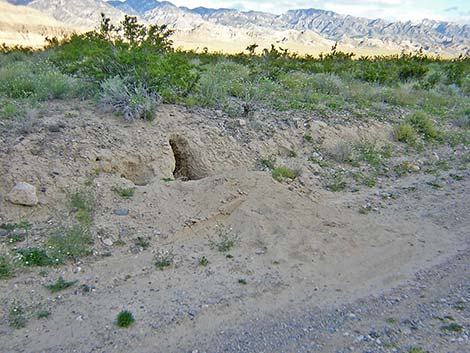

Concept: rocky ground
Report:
left=0, top=101, right=468, bottom=352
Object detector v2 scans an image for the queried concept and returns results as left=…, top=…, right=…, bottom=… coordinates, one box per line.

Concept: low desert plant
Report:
left=154, top=249, right=174, bottom=270
left=116, top=310, right=135, bottom=328
left=8, top=304, right=27, bottom=329
left=0, top=255, right=13, bottom=279
left=394, top=123, right=417, bottom=144
left=271, top=166, right=297, bottom=182
left=407, top=111, right=440, bottom=140
left=198, top=256, right=209, bottom=266
left=134, top=237, right=150, bottom=250
left=16, top=247, right=53, bottom=266
left=47, top=226, right=93, bottom=262
left=100, top=76, right=160, bottom=121
left=37, top=310, right=51, bottom=319
left=328, top=173, right=347, bottom=192
left=69, top=191, right=94, bottom=226
left=113, top=186, right=136, bottom=198
left=45, top=277, right=78, bottom=293
left=209, top=225, right=239, bottom=252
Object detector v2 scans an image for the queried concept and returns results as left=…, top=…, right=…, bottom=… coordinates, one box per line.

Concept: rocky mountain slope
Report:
left=0, top=0, right=72, bottom=47
left=2, top=0, right=469, bottom=55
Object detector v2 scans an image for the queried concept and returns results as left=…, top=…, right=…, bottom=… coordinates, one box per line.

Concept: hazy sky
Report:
left=169, top=0, right=470, bottom=23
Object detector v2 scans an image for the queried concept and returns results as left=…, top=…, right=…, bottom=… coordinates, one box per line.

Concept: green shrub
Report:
left=16, top=248, right=54, bottom=266
left=0, top=256, right=13, bottom=279
left=394, top=123, right=417, bottom=144
left=69, top=191, right=94, bottom=226
left=116, top=310, right=135, bottom=328
left=45, top=277, right=77, bottom=293
left=407, top=112, right=440, bottom=140
left=271, top=166, right=297, bottom=182
left=8, top=304, right=27, bottom=329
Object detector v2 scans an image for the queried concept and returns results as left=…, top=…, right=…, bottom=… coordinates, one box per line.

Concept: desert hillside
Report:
left=0, top=15, right=469, bottom=353
left=0, top=0, right=72, bottom=47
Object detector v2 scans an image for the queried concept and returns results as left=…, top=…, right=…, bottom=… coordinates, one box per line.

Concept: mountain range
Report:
left=1, top=0, right=469, bottom=56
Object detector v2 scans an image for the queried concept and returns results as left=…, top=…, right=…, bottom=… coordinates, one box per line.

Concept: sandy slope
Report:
left=0, top=102, right=468, bottom=352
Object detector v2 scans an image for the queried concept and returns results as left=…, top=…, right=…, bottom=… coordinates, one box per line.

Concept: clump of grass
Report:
left=69, top=191, right=94, bottom=226
left=45, top=277, right=77, bottom=293
left=134, top=236, right=150, bottom=250
left=16, top=247, right=54, bottom=266
left=8, top=304, right=27, bottom=329
left=407, top=111, right=440, bottom=141
left=116, top=310, right=135, bottom=328
left=441, top=323, right=463, bottom=332
left=408, top=348, right=425, bottom=353
left=328, top=173, right=347, bottom=192
left=113, top=186, right=135, bottom=198
left=271, top=166, right=297, bottom=182
left=37, top=310, right=51, bottom=319
left=161, top=177, right=175, bottom=182
left=238, top=278, right=248, bottom=285
left=394, top=123, right=417, bottom=144
left=209, top=225, right=239, bottom=252
left=0, top=255, right=13, bottom=279
left=328, top=141, right=354, bottom=163
left=154, top=249, right=174, bottom=270
left=303, top=133, right=314, bottom=142
left=198, top=256, right=209, bottom=266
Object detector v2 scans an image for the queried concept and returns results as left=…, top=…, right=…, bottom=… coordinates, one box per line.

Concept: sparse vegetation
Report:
left=154, top=249, right=174, bottom=270
left=198, top=256, right=209, bottom=266
left=113, top=186, right=136, bottom=198
left=116, top=310, right=135, bottom=328
left=134, top=236, right=150, bottom=250
left=47, top=226, right=93, bottom=262
left=209, top=225, right=239, bottom=252
left=0, top=255, right=13, bottom=279
left=8, top=304, right=27, bottom=329
left=441, top=323, right=464, bottom=332
left=36, top=310, right=51, bottom=319
left=272, top=166, right=297, bottom=182
left=69, top=191, right=94, bottom=226
left=45, top=277, right=78, bottom=293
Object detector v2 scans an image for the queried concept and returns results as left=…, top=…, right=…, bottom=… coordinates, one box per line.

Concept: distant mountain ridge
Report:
left=3, top=0, right=470, bottom=56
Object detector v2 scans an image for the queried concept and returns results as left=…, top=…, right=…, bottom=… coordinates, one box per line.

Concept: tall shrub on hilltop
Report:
left=49, top=14, right=198, bottom=112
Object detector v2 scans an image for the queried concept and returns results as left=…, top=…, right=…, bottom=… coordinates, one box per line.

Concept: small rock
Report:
left=114, top=208, right=129, bottom=216
left=103, top=238, right=113, bottom=246
left=7, top=182, right=39, bottom=206
left=238, top=119, right=247, bottom=127
left=0, top=229, right=8, bottom=237
left=255, top=248, right=266, bottom=255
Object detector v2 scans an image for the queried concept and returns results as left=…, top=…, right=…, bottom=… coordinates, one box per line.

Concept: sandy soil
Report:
left=0, top=101, right=468, bottom=352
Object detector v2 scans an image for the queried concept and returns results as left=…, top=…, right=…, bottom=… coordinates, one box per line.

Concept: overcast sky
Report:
left=168, top=0, right=470, bottom=23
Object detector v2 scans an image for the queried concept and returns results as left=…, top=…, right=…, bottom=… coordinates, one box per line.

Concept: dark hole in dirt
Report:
left=169, top=135, right=207, bottom=181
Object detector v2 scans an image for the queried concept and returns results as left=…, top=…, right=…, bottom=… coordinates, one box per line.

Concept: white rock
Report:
left=238, top=119, right=246, bottom=127
left=7, top=182, right=38, bottom=206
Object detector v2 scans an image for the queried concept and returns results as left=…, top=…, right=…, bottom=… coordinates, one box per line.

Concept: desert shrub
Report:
left=154, top=249, right=174, bottom=270
left=0, top=61, right=83, bottom=101
left=455, top=109, right=470, bottom=128
left=50, top=15, right=198, bottom=105
left=69, top=191, right=94, bottom=226
left=100, top=76, right=160, bottom=121
left=327, top=141, right=354, bottom=163
left=271, top=166, right=297, bottom=181
left=209, top=225, right=239, bottom=252
left=394, top=123, right=417, bottom=144
left=407, top=112, right=440, bottom=140
left=16, top=248, right=54, bottom=266
left=116, top=310, right=135, bottom=328
left=45, top=277, right=77, bottom=293
left=0, top=255, right=13, bottom=279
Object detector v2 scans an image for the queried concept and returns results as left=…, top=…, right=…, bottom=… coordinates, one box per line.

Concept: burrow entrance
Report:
left=169, top=135, right=209, bottom=181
